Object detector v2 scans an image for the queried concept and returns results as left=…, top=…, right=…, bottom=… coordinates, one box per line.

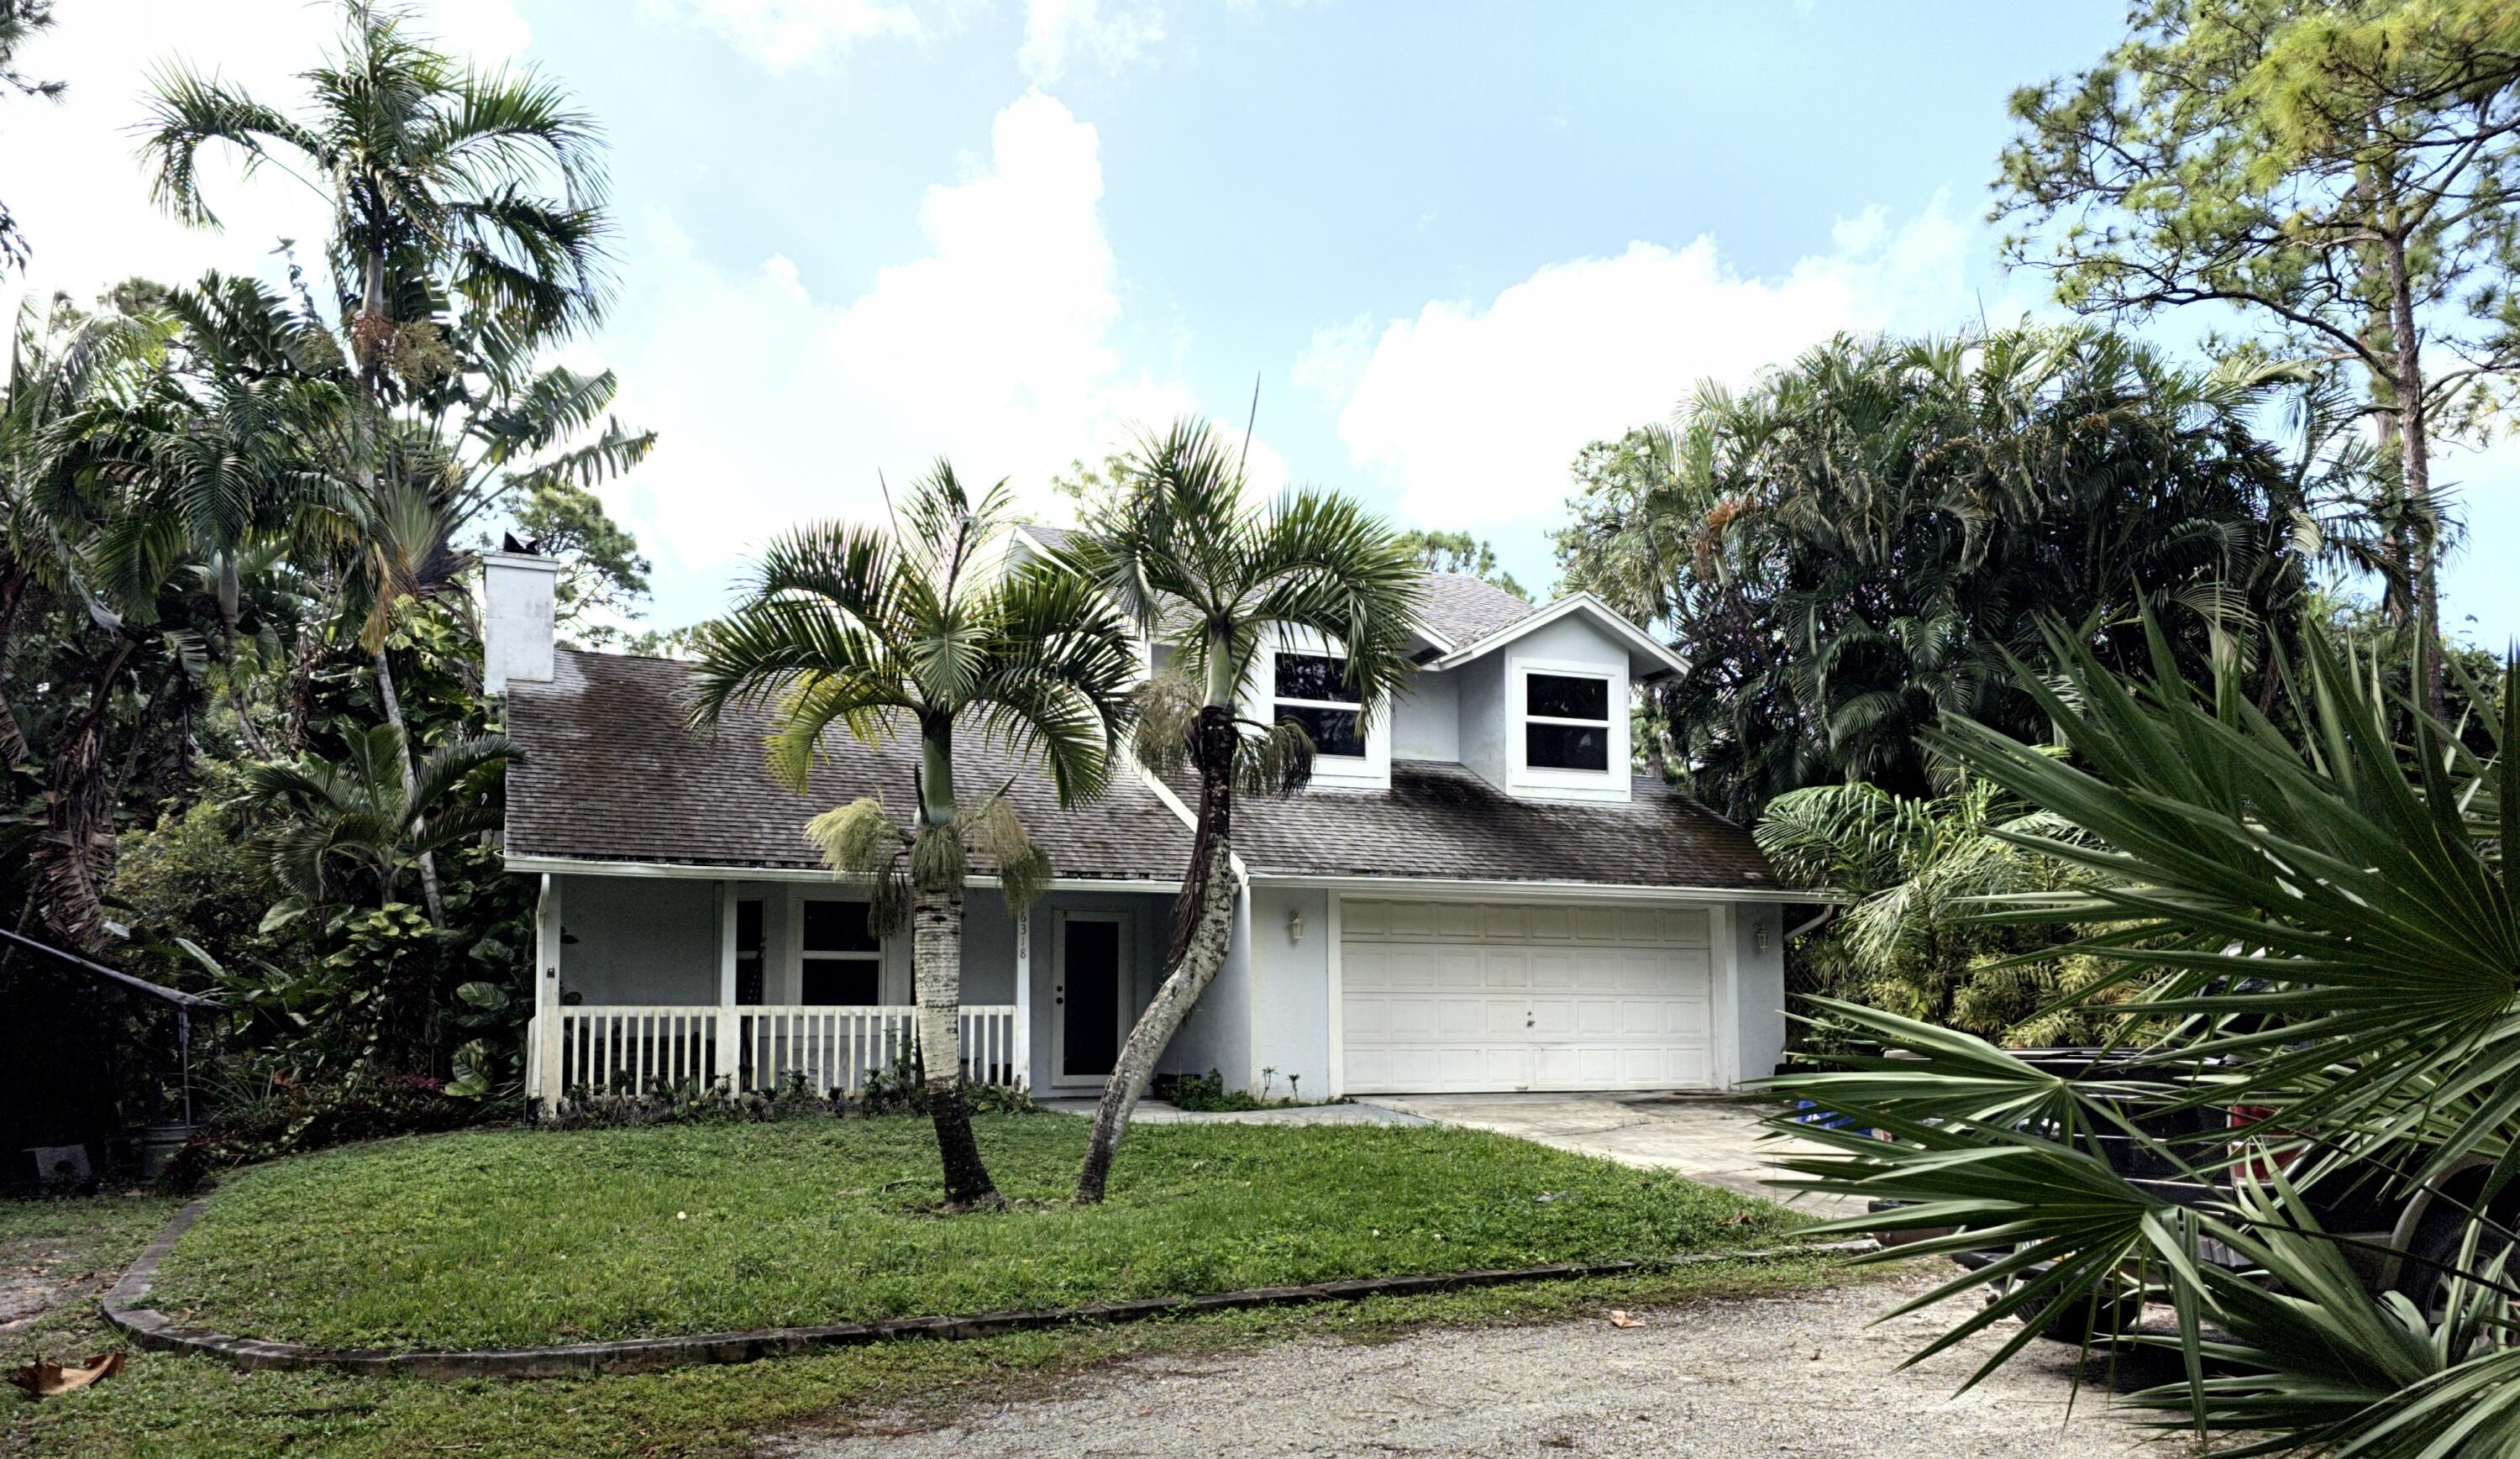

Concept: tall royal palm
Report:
left=139, top=0, right=620, bottom=926
left=1063, top=419, right=1422, bottom=1204
left=691, top=467, right=1137, bottom=1211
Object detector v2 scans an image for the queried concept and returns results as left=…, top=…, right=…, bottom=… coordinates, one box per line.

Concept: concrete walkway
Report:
left=1354, top=1091, right=1857, bottom=1215
left=1035, top=1097, right=1433, bottom=1128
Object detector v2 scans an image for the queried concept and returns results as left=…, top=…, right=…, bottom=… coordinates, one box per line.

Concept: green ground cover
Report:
left=147, top=1115, right=1797, bottom=1348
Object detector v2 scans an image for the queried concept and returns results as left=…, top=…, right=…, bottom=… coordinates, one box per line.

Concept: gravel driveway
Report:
left=778, top=1266, right=2171, bottom=1458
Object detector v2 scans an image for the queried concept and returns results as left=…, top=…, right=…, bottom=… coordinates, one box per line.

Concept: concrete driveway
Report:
left=779, top=1264, right=2156, bottom=1458
left=1356, top=1091, right=1856, bottom=1215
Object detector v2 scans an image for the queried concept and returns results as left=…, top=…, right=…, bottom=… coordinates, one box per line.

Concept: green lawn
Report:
left=148, top=1115, right=1794, bottom=1349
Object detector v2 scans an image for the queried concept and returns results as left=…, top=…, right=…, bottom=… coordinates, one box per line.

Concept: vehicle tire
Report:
left=2020, top=1282, right=2145, bottom=1346
left=2391, top=1194, right=2517, bottom=1324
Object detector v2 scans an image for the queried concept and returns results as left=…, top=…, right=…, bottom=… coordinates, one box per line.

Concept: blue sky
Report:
left=7, top=1, right=2514, bottom=645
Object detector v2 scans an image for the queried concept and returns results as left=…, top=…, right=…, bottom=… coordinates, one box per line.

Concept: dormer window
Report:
left=1273, top=653, right=1366, bottom=758
left=1505, top=656, right=1630, bottom=802
left=1525, top=673, right=1610, bottom=771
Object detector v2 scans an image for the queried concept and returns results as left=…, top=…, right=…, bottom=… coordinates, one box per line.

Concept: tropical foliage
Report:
left=1751, top=775, right=2130, bottom=1044
left=1763, top=621, right=2520, bottom=1454
left=1059, top=417, right=1423, bottom=1204
left=689, top=465, right=1138, bottom=1210
left=1555, top=323, right=2317, bottom=821
left=1395, top=527, right=1530, bottom=601
left=1, top=2, right=649, bottom=1168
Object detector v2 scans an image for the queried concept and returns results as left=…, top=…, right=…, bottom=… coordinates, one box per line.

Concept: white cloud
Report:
left=0, top=0, right=533, bottom=319
left=1017, top=0, right=1165, bottom=83
left=590, top=91, right=1279, bottom=621
left=631, top=0, right=928, bottom=73
left=633, top=0, right=1163, bottom=81
left=1301, top=202, right=1985, bottom=528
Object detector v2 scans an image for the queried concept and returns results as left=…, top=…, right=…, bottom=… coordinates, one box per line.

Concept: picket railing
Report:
left=542, top=1005, right=1021, bottom=1102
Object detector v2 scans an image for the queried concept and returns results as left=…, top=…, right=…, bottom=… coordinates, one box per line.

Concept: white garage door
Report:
left=1339, top=899, right=1717, bottom=1094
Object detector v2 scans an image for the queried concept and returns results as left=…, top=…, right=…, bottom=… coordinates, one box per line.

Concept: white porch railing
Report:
left=539, top=1005, right=1021, bottom=1103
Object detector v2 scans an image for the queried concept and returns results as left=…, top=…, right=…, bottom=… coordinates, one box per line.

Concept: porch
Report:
left=522, top=870, right=1182, bottom=1105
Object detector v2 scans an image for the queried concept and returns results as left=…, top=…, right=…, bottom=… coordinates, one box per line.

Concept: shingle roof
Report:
left=1227, top=760, right=1776, bottom=891
left=504, top=650, right=1194, bottom=883
left=507, top=654, right=1774, bottom=895
left=1418, top=572, right=1540, bottom=650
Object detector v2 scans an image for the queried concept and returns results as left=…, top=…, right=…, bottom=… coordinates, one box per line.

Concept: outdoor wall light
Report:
left=1288, top=907, right=1305, bottom=945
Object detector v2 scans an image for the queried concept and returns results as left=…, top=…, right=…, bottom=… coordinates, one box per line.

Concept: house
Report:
left=490, top=528, right=1806, bottom=1105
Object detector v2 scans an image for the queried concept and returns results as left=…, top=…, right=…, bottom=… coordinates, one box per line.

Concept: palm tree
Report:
left=1762, top=619, right=2520, bottom=1454
left=241, top=720, right=512, bottom=1075
left=690, top=465, right=1137, bottom=1211
left=139, top=0, right=625, bottom=927
left=1754, top=776, right=2113, bottom=1041
left=1557, top=324, right=2313, bottom=820
left=242, top=721, right=512, bottom=916
left=1062, top=418, right=1423, bottom=1204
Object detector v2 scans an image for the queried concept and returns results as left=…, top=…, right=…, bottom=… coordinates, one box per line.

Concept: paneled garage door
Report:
left=1339, top=899, right=1717, bottom=1094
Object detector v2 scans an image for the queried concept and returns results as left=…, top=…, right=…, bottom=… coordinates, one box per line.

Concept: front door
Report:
left=1053, top=911, right=1125, bottom=1089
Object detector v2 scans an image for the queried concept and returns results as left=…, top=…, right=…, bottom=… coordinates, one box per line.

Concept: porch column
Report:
left=532, top=874, right=563, bottom=1105
left=1012, top=909, right=1033, bottom=1091
left=715, top=881, right=739, bottom=1089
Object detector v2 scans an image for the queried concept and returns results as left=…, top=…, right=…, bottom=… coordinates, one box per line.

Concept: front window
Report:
left=801, top=900, right=881, bottom=1005
left=1273, top=652, right=1365, bottom=758
left=1525, top=672, right=1611, bottom=772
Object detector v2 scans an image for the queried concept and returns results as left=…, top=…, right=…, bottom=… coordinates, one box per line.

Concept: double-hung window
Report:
left=800, top=901, right=882, bottom=1005
left=1524, top=672, right=1612, bottom=772
left=1273, top=652, right=1366, bottom=758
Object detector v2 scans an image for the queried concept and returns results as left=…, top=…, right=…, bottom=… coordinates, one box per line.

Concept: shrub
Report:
left=540, top=1058, right=1040, bottom=1131
left=160, top=1073, right=498, bottom=1191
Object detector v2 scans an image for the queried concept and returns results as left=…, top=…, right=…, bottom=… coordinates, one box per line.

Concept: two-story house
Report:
left=491, top=526, right=1799, bottom=1106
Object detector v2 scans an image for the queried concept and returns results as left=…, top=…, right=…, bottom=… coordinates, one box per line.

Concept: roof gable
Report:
left=1423, top=592, right=1685, bottom=680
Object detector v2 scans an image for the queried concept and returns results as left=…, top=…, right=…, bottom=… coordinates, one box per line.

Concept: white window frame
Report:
left=790, top=890, right=895, bottom=1005
left=1506, top=654, right=1630, bottom=803
left=1255, top=630, right=1389, bottom=790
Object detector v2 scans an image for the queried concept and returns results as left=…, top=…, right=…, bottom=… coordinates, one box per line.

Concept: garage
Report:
left=1337, top=898, right=1718, bottom=1094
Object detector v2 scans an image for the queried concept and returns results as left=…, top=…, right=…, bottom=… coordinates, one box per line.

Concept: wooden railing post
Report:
left=714, top=882, right=738, bottom=1090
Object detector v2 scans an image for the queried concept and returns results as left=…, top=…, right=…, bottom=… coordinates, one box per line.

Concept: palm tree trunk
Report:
left=34, top=638, right=138, bottom=953
left=370, top=644, right=446, bottom=926
left=912, top=879, right=1000, bottom=1210
left=1076, top=704, right=1238, bottom=1204
left=2381, top=231, right=2444, bottom=717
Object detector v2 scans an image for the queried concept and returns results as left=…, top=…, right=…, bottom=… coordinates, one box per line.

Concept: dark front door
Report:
left=1058, top=916, right=1122, bottom=1084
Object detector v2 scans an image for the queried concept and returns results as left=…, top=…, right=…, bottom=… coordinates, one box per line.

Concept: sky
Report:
left=5, top=0, right=2516, bottom=647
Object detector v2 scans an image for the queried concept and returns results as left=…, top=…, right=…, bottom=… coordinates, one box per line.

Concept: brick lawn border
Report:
left=100, top=1199, right=1875, bottom=1381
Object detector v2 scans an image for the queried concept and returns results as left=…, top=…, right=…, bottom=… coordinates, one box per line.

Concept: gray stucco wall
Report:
left=1730, top=903, right=1789, bottom=1084
left=1245, top=884, right=1331, bottom=1097
left=1389, top=668, right=1459, bottom=762
left=1158, top=884, right=1255, bottom=1089
left=1457, top=653, right=1508, bottom=790
left=555, top=874, right=717, bottom=1005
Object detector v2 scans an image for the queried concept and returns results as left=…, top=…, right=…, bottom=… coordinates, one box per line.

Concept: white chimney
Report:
left=482, top=549, right=562, bottom=694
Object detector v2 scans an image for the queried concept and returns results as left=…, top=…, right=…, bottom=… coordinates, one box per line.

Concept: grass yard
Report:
left=8, top=1220, right=1849, bottom=1459
left=146, top=1115, right=1795, bottom=1349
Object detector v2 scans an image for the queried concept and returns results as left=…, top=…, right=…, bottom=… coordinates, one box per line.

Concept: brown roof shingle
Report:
left=504, top=650, right=1194, bottom=882
left=507, top=653, right=1772, bottom=895
left=1418, top=572, right=1540, bottom=650
left=1228, top=760, right=1776, bottom=891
